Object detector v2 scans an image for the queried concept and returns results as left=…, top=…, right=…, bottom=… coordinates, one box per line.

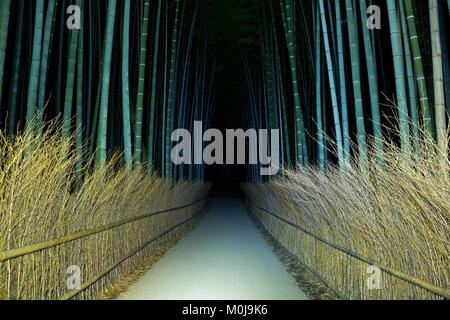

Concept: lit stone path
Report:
left=118, top=199, right=308, bottom=300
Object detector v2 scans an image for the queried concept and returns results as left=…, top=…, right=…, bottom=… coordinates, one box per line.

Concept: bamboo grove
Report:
left=243, top=0, right=449, bottom=182
left=0, top=1, right=448, bottom=182
left=0, top=0, right=216, bottom=181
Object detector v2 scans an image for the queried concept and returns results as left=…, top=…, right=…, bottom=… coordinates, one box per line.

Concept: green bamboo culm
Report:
left=359, top=0, right=383, bottom=164
left=345, top=0, right=367, bottom=168
left=280, top=0, right=307, bottom=167
left=122, top=0, right=132, bottom=172
left=315, top=2, right=325, bottom=173
left=37, top=0, right=57, bottom=131
left=429, top=0, right=447, bottom=164
left=335, top=0, right=350, bottom=165
left=26, top=0, right=45, bottom=130
left=276, top=45, right=291, bottom=169
left=148, top=0, right=163, bottom=174
left=387, top=0, right=410, bottom=157
left=135, top=0, right=150, bottom=168
left=165, top=0, right=181, bottom=177
left=270, top=2, right=291, bottom=169
left=85, top=2, right=94, bottom=145
left=399, top=0, right=420, bottom=156
left=96, top=0, right=117, bottom=165
left=161, top=0, right=169, bottom=176
left=177, top=3, right=196, bottom=181
left=404, top=0, right=433, bottom=140
left=319, top=0, right=344, bottom=171
left=263, top=30, right=277, bottom=134
left=0, top=0, right=11, bottom=113
left=62, top=0, right=82, bottom=140
left=76, top=0, right=84, bottom=187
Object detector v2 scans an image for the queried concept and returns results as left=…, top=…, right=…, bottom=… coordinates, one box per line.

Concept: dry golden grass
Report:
left=243, top=133, right=449, bottom=300
left=0, top=121, right=210, bottom=300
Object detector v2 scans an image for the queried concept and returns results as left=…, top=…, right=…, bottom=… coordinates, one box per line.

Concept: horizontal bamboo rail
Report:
left=60, top=202, right=211, bottom=300
left=0, top=197, right=208, bottom=262
left=250, top=204, right=449, bottom=300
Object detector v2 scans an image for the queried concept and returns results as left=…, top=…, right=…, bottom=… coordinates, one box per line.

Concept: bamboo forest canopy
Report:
left=0, top=0, right=448, bottom=183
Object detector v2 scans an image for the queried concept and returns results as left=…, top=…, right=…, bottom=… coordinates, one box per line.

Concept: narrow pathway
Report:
left=118, top=199, right=308, bottom=300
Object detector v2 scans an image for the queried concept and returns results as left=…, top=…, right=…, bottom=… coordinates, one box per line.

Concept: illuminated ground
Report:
left=118, top=199, right=308, bottom=300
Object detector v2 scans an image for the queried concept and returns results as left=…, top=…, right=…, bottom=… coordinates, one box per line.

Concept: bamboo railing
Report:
left=0, top=197, right=210, bottom=300
left=248, top=203, right=449, bottom=300
left=60, top=201, right=211, bottom=300
left=0, top=197, right=208, bottom=263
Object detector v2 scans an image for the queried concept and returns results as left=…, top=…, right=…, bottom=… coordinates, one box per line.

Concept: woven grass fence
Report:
left=0, top=125, right=210, bottom=300
left=242, top=164, right=449, bottom=300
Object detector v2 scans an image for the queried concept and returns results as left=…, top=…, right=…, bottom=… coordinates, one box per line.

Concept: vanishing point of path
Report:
left=118, top=199, right=308, bottom=300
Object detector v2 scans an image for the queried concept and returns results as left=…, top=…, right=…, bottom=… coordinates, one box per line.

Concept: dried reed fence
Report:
left=243, top=138, right=449, bottom=300
left=0, top=123, right=210, bottom=300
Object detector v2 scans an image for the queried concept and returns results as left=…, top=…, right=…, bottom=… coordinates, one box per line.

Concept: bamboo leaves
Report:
left=318, top=0, right=344, bottom=170
left=346, top=0, right=367, bottom=168
left=63, top=0, right=81, bottom=140
left=0, top=0, right=11, bottom=113
left=387, top=0, right=410, bottom=156
left=335, top=0, right=350, bottom=165
left=404, top=0, right=433, bottom=140
left=429, top=0, right=447, bottom=162
left=148, top=0, right=163, bottom=173
left=0, top=0, right=448, bottom=181
left=6, top=0, right=23, bottom=135
left=165, top=0, right=181, bottom=177
left=359, top=0, right=383, bottom=163
left=37, top=0, right=57, bottom=130
left=280, top=0, right=308, bottom=167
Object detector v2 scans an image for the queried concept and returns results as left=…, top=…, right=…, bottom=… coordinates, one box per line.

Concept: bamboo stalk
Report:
left=399, top=0, right=419, bottom=156
left=165, top=0, right=181, bottom=177
left=429, top=0, right=447, bottom=164
left=62, top=0, right=81, bottom=140
left=76, top=0, right=84, bottom=186
left=404, top=0, right=433, bottom=140
left=358, top=0, right=383, bottom=163
left=0, top=197, right=208, bottom=262
left=280, top=0, right=307, bottom=167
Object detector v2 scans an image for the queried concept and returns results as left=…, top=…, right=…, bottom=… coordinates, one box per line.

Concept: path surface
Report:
left=118, top=199, right=308, bottom=300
